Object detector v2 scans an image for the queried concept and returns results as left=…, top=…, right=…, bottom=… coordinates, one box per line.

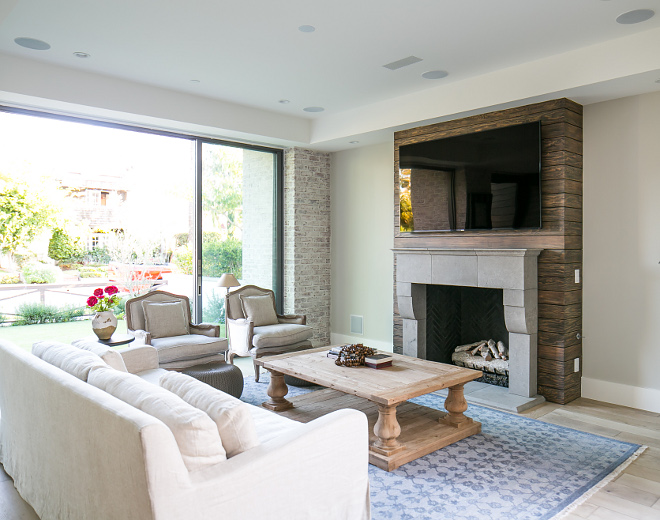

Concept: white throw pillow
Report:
left=239, top=294, right=278, bottom=327
left=160, top=371, right=260, bottom=458
left=71, top=339, right=128, bottom=372
left=88, top=366, right=226, bottom=471
left=32, top=341, right=107, bottom=381
left=142, top=300, right=189, bottom=339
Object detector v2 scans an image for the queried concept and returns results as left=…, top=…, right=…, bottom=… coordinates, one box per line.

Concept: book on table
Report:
left=364, top=353, right=393, bottom=369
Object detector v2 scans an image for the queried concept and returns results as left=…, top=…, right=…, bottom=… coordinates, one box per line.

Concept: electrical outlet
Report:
left=575, top=269, right=580, bottom=284
left=574, top=358, right=580, bottom=372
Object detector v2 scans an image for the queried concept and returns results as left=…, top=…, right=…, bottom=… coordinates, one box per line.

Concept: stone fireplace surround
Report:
left=395, top=248, right=545, bottom=409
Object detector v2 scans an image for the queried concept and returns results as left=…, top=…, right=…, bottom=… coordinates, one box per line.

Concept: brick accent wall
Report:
left=284, top=147, right=331, bottom=345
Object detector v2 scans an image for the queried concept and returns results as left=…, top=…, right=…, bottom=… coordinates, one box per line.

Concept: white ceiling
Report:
left=1, top=0, right=660, bottom=150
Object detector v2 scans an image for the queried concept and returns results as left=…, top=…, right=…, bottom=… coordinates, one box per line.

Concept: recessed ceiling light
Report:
left=278, top=99, right=290, bottom=104
left=349, top=141, right=360, bottom=145
left=14, top=37, right=50, bottom=50
left=656, top=79, right=660, bottom=84
left=190, top=79, right=200, bottom=83
left=298, top=25, right=316, bottom=33
left=616, top=9, right=655, bottom=24
left=422, top=70, right=449, bottom=80
left=73, top=52, right=90, bottom=58
left=303, top=106, right=324, bottom=113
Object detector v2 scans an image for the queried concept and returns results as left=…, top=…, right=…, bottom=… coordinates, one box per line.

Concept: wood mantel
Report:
left=393, top=98, right=583, bottom=404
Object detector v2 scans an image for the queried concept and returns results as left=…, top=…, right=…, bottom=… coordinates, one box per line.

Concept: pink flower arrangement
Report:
left=87, top=286, right=120, bottom=312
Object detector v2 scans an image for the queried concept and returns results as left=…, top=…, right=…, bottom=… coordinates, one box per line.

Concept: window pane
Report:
left=200, top=143, right=275, bottom=325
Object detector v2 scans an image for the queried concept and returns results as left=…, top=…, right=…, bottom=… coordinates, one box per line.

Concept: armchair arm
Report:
left=277, top=314, right=306, bottom=325
left=128, top=329, right=152, bottom=345
left=226, top=318, right=254, bottom=356
left=118, top=345, right=159, bottom=373
left=190, top=323, right=220, bottom=337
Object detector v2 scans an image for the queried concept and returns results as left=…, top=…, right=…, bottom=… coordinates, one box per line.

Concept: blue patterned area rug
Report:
left=240, top=376, right=644, bottom=520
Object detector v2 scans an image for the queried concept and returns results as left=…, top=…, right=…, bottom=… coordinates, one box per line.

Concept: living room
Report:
left=1, top=1, right=660, bottom=519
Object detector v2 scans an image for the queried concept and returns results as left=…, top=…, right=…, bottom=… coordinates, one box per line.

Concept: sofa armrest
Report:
left=118, top=345, right=160, bottom=373
left=190, top=323, right=220, bottom=337
left=227, top=318, right=254, bottom=357
left=277, top=314, right=306, bottom=325
left=128, top=329, right=152, bottom=345
left=188, top=409, right=370, bottom=520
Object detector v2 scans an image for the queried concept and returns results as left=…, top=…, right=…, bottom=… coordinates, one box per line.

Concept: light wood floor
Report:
left=1, top=396, right=659, bottom=520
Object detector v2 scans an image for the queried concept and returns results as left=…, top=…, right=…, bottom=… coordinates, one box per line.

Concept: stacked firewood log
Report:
left=454, top=339, right=508, bottom=361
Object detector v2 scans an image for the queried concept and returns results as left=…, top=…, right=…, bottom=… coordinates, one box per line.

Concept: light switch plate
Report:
left=574, top=358, right=580, bottom=372
left=575, top=269, right=580, bottom=284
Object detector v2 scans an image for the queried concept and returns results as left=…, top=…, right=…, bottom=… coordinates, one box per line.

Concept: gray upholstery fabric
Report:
left=150, top=334, right=227, bottom=364
left=252, top=323, right=313, bottom=348
left=239, top=294, right=278, bottom=326
left=142, top=300, right=190, bottom=339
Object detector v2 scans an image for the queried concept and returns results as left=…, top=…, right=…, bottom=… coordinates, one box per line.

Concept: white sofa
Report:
left=0, top=339, right=371, bottom=520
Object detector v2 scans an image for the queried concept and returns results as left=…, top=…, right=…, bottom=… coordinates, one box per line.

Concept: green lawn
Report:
left=0, top=320, right=128, bottom=352
left=0, top=321, right=226, bottom=353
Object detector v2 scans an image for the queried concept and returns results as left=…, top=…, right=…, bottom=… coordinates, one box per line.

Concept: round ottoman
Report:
left=182, top=361, right=244, bottom=399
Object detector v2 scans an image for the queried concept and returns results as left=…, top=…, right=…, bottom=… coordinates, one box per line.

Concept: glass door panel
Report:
left=199, top=143, right=276, bottom=333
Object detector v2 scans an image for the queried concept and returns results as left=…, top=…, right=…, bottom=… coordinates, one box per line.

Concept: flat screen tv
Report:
left=399, top=121, right=541, bottom=232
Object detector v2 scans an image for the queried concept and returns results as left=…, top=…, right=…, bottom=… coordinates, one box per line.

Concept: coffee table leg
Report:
left=372, top=404, right=404, bottom=456
left=441, top=383, right=472, bottom=427
left=262, top=370, right=293, bottom=411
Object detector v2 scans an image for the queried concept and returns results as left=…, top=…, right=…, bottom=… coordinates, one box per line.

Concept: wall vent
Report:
left=350, top=315, right=363, bottom=335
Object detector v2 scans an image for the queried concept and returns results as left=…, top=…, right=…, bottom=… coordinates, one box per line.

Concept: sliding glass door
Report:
left=196, top=141, right=281, bottom=328
left=0, top=106, right=282, bottom=335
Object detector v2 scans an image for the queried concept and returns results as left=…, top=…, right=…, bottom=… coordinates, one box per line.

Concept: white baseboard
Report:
left=329, top=333, right=394, bottom=353
left=582, top=377, right=660, bottom=414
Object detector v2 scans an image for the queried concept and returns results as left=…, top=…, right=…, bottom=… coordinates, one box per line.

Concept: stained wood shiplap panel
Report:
left=393, top=98, right=583, bottom=404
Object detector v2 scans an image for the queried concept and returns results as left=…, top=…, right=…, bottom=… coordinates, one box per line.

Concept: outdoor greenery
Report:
left=0, top=175, right=54, bottom=265
left=79, top=265, right=107, bottom=278
left=0, top=273, right=21, bottom=284
left=48, top=227, right=86, bottom=264
left=14, top=302, right=84, bottom=325
left=173, top=235, right=242, bottom=279
left=86, top=245, right=112, bottom=264
left=202, top=291, right=226, bottom=324
left=202, top=148, right=243, bottom=238
left=21, top=262, right=62, bottom=284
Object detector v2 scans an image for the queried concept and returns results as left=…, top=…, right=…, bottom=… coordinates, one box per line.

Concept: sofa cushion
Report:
left=150, top=335, right=226, bottom=364
left=252, top=323, right=314, bottom=348
left=142, top=300, right=189, bottom=339
left=71, top=339, right=128, bottom=372
left=32, top=341, right=108, bottom=381
left=248, top=404, right=301, bottom=444
left=239, top=294, right=278, bottom=326
left=160, top=371, right=259, bottom=458
left=88, top=366, right=227, bottom=471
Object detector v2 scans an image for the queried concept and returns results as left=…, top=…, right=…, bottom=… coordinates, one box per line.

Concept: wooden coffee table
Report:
left=255, top=347, right=482, bottom=471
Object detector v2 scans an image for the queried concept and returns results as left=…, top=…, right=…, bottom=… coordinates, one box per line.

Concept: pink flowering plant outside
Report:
left=86, top=286, right=120, bottom=312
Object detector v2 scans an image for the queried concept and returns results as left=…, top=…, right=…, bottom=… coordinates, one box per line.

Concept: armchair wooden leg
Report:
left=253, top=361, right=260, bottom=383
left=227, top=351, right=236, bottom=365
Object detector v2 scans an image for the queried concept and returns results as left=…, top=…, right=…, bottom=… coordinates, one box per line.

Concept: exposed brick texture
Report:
left=284, top=147, right=331, bottom=346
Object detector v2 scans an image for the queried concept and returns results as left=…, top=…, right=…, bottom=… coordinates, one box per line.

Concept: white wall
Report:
left=330, top=142, right=394, bottom=351
left=582, top=91, right=660, bottom=413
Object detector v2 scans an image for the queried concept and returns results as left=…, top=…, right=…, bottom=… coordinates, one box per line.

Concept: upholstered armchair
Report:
left=125, top=291, right=228, bottom=370
left=225, top=285, right=313, bottom=382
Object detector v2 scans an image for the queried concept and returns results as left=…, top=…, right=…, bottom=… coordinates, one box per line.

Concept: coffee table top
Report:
left=255, top=346, right=481, bottom=406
